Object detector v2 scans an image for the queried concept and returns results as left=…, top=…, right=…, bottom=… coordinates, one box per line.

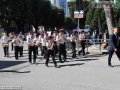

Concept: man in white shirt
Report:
left=33, top=33, right=39, bottom=55
left=1, top=31, right=10, bottom=57
left=70, top=30, right=77, bottom=58
left=42, top=33, right=48, bottom=59
left=19, top=36, right=24, bottom=57
left=79, top=30, right=86, bottom=56
left=27, top=34, right=36, bottom=64
left=56, top=29, right=67, bottom=63
left=12, top=34, right=20, bottom=60
left=53, top=31, right=58, bottom=55
left=46, top=35, right=58, bottom=68
left=18, top=31, right=24, bottom=40
left=39, top=32, right=44, bottom=56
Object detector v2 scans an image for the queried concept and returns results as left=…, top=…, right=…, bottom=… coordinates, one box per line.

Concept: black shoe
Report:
left=7, top=55, right=9, bottom=57
left=45, top=64, right=49, bottom=67
left=60, top=61, right=64, bottom=63
left=4, top=55, right=6, bottom=57
left=55, top=65, right=59, bottom=68
left=29, top=62, right=32, bottom=65
left=108, top=64, right=114, bottom=67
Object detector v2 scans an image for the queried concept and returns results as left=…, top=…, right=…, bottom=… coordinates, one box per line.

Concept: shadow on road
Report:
left=0, top=70, right=31, bottom=73
left=114, top=65, right=120, bottom=67
left=68, top=59, right=99, bottom=62
left=59, top=63, right=85, bottom=68
left=0, top=61, right=28, bottom=70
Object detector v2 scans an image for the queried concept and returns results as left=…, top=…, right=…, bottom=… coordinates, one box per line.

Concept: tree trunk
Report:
left=102, top=0, right=115, bottom=35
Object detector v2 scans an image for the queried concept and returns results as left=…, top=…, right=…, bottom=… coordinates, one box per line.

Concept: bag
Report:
left=102, top=43, right=108, bottom=48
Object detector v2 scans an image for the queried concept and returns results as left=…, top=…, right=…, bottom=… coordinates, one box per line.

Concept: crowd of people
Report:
left=0, top=28, right=119, bottom=68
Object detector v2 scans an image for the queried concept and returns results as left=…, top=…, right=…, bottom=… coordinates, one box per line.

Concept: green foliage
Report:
left=64, top=16, right=77, bottom=31
left=0, top=0, right=65, bottom=33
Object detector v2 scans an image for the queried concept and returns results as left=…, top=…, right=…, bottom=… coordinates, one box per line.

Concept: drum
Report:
left=3, top=45, right=9, bottom=47
left=36, top=42, right=40, bottom=46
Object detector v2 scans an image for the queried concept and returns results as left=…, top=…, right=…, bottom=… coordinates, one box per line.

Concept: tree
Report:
left=48, top=5, right=65, bottom=31
left=0, top=0, right=12, bottom=31
left=102, top=0, right=115, bottom=35
left=31, top=0, right=51, bottom=33
left=67, top=0, right=89, bottom=29
left=90, top=9, right=101, bottom=30
left=84, top=2, right=95, bottom=29
left=64, top=16, right=77, bottom=31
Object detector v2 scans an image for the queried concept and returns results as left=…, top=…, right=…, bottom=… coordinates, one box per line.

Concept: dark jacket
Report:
left=109, top=33, right=119, bottom=51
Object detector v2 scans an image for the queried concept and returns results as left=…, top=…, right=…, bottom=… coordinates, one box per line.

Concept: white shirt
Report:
left=33, top=37, right=39, bottom=45
left=12, top=38, right=20, bottom=46
left=39, top=35, right=42, bottom=40
left=53, top=34, right=57, bottom=40
left=46, top=41, right=53, bottom=50
left=41, top=37, right=47, bottom=46
left=79, top=34, right=85, bottom=41
left=19, top=39, right=24, bottom=46
left=26, top=35, right=30, bottom=41
left=56, top=34, right=66, bottom=44
left=70, top=35, right=76, bottom=42
left=1, top=36, right=10, bottom=45
left=27, top=38, right=35, bottom=46
left=18, top=35, right=24, bottom=40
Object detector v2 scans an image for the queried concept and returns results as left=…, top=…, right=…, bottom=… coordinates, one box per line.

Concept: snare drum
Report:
left=3, top=45, right=9, bottom=47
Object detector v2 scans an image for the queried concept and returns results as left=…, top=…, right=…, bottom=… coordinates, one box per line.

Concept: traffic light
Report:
left=76, top=0, right=83, bottom=11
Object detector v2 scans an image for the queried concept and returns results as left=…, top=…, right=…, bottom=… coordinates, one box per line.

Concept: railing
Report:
left=65, top=39, right=109, bottom=53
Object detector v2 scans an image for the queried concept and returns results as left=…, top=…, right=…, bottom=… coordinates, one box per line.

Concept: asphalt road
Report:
left=0, top=42, right=120, bottom=90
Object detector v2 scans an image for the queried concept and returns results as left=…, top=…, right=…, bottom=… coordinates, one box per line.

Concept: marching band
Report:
left=0, top=29, right=87, bottom=68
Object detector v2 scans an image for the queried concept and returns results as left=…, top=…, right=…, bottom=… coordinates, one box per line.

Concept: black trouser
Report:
left=3, top=47, right=9, bottom=56
left=71, top=42, right=76, bottom=58
left=46, top=50, right=57, bottom=67
left=108, top=50, right=120, bottom=65
left=19, top=46, right=23, bottom=56
left=81, top=41, right=85, bottom=56
left=58, top=44, right=66, bottom=62
left=11, top=42, right=13, bottom=50
left=40, top=44, right=44, bottom=56
left=43, top=46, right=47, bottom=59
left=53, top=42, right=58, bottom=55
left=14, top=46, right=19, bottom=59
left=35, top=45, right=38, bottom=55
left=28, top=46, right=36, bottom=63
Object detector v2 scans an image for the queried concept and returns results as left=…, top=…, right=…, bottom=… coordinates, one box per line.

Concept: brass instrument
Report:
left=9, top=32, right=14, bottom=40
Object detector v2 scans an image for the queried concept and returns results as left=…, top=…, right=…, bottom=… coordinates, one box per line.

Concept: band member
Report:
left=27, top=34, right=36, bottom=64
left=18, top=31, right=24, bottom=40
left=41, top=33, right=48, bottom=59
left=33, top=33, right=39, bottom=55
left=12, top=34, right=20, bottom=60
left=1, top=31, right=10, bottom=57
left=53, top=31, right=58, bottom=55
left=26, top=31, right=31, bottom=41
left=56, top=29, right=67, bottom=63
left=79, top=30, right=86, bottom=56
left=108, top=27, right=120, bottom=67
left=9, top=32, right=14, bottom=51
left=19, top=36, right=24, bottom=57
left=46, top=35, right=58, bottom=68
left=39, top=32, right=44, bottom=56
left=70, top=30, right=77, bottom=58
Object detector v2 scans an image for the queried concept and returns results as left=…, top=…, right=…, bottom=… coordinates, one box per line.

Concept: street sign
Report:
left=86, top=25, right=90, bottom=26
left=74, top=10, right=84, bottom=18
left=74, top=14, right=83, bottom=18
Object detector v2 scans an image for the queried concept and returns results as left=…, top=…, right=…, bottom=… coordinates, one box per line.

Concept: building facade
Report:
left=51, top=0, right=68, bottom=15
